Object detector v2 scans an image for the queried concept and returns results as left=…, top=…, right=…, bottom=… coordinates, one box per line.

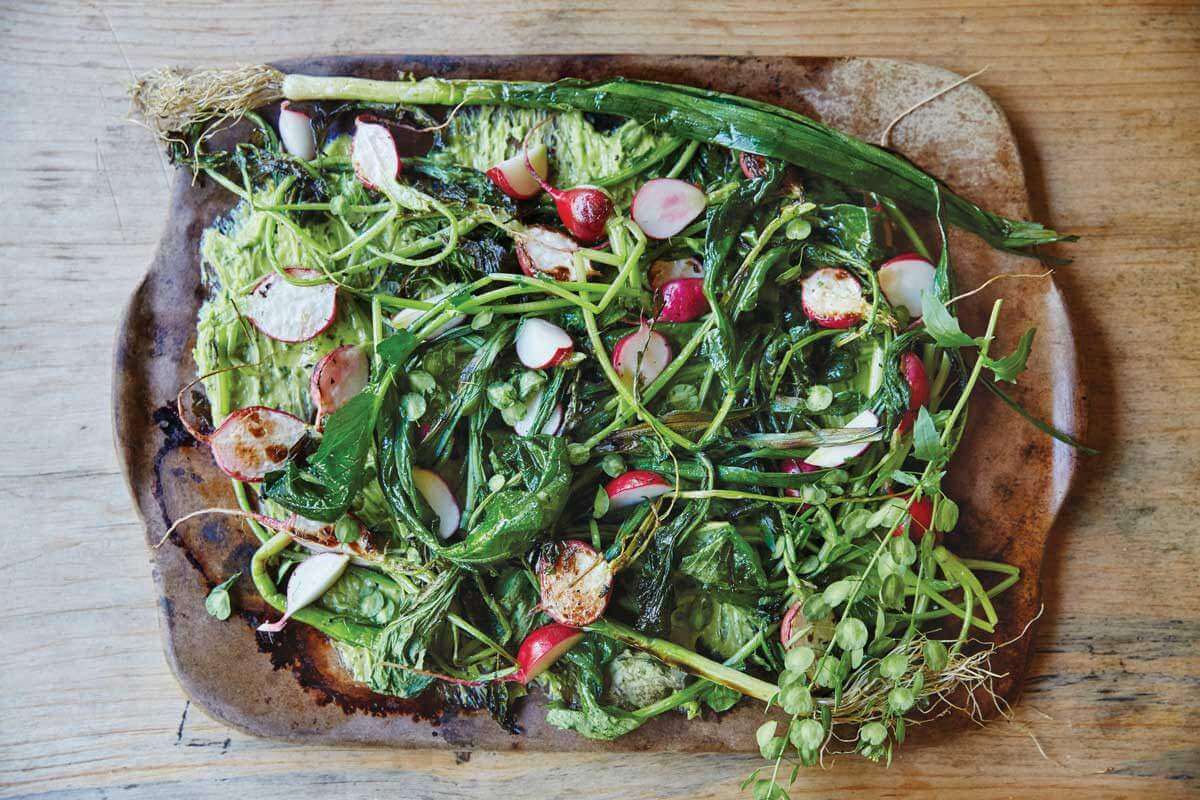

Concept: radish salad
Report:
left=148, top=73, right=1086, bottom=790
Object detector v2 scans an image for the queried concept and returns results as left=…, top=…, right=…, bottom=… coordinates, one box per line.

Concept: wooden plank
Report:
left=0, top=1, right=1196, bottom=798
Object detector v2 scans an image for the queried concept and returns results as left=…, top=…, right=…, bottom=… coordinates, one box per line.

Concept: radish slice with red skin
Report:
left=513, top=391, right=564, bottom=437
left=648, top=257, right=704, bottom=291
left=310, top=345, right=369, bottom=423
left=896, top=352, right=930, bottom=434
left=257, top=552, right=350, bottom=633
left=243, top=268, right=337, bottom=343
left=891, top=496, right=934, bottom=539
left=515, top=226, right=582, bottom=282
left=487, top=143, right=549, bottom=200
left=657, top=278, right=709, bottom=323
left=780, top=458, right=819, bottom=499
left=512, top=622, right=584, bottom=683
left=612, top=325, right=672, bottom=387
left=515, top=318, right=574, bottom=369
left=801, top=268, right=867, bottom=329
left=605, top=469, right=673, bottom=511
left=631, top=178, right=707, bottom=239
left=352, top=116, right=401, bottom=191
left=878, top=253, right=936, bottom=319
left=412, top=468, right=460, bottom=540
left=803, top=409, right=879, bottom=469
left=780, top=601, right=834, bottom=651
left=278, top=101, right=317, bottom=160
left=538, top=540, right=613, bottom=627
left=208, top=406, right=306, bottom=482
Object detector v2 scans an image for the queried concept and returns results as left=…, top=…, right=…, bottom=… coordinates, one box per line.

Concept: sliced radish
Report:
left=780, top=457, right=819, bottom=499
left=740, top=152, right=769, bottom=179
left=803, top=409, right=879, bottom=469
left=896, top=351, right=930, bottom=434
left=208, top=406, right=306, bottom=482
left=648, top=257, right=704, bottom=291
left=243, top=268, right=337, bottom=343
left=878, top=253, right=936, bottom=319
left=278, top=101, right=317, bottom=160
left=801, top=267, right=867, bottom=329
left=515, top=225, right=582, bottom=282
left=891, top=496, right=934, bottom=539
left=631, top=178, right=707, bottom=240
left=487, top=143, right=549, bottom=200
left=288, top=517, right=387, bottom=568
left=515, top=318, right=573, bottom=369
left=780, top=601, right=833, bottom=651
left=538, top=540, right=613, bottom=627
left=658, top=278, right=709, bottom=323
left=605, top=469, right=673, bottom=511
left=390, top=289, right=465, bottom=339
left=512, top=622, right=584, bottom=683
left=513, top=391, right=564, bottom=437
left=310, top=345, right=369, bottom=423
left=612, top=324, right=672, bottom=387
left=412, top=468, right=461, bottom=540
left=257, top=552, right=350, bottom=633
left=352, top=115, right=400, bottom=191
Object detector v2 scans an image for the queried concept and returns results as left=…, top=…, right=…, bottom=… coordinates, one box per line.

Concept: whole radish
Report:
left=524, top=145, right=612, bottom=243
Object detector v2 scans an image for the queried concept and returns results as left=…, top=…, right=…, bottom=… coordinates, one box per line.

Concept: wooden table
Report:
left=2, top=2, right=1196, bottom=798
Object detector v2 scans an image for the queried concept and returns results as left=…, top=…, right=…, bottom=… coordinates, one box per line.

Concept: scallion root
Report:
left=129, top=64, right=284, bottom=140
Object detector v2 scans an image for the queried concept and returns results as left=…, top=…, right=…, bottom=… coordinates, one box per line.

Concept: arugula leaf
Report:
left=984, top=327, right=1036, bottom=383
left=204, top=572, right=240, bottom=620
left=911, top=407, right=946, bottom=462
left=919, top=292, right=975, bottom=349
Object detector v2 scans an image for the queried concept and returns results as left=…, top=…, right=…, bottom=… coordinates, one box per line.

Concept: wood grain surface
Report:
left=1, top=2, right=1196, bottom=798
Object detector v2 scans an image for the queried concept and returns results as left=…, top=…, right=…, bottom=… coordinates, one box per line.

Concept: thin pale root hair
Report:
left=130, top=64, right=284, bottom=140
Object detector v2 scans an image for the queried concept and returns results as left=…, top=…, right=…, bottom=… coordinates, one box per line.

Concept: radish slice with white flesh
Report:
left=487, top=143, right=549, bottom=200
left=257, top=552, right=350, bottom=633
left=513, top=391, right=564, bottom=437
left=208, top=406, right=306, bottom=482
left=605, top=469, right=673, bottom=511
left=352, top=116, right=400, bottom=191
left=631, top=179, right=707, bottom=239
left=648, top=257, right=704, bottom=291
left=612, top=325, right=672, bottom=387
left=515, top=226, right=581, bottom=282
left=803, top=409, right=880, bottom=469
left=243, top=268, right=337, bottom=343
left=878, top=253, right=936, bottom=319
left=278, top=101, right=316, bottom=160
left=512, top=622, right=584, bottom=683
left=288, top=517, right=389, bottom=568
left=658, top=278, right=709, bottom=323
left=538, top=540, right=613, bottom=627
left=801, top=267, right=867, bottom=329
left=390, top=289, right=465, bottom=339
left=516, top=318, right=574, bottom=369
left=780, top=601, right=834, bottom=651
left=412, top=468, right=460, bottom=540
left=310, top=345, right=369, bottom=422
